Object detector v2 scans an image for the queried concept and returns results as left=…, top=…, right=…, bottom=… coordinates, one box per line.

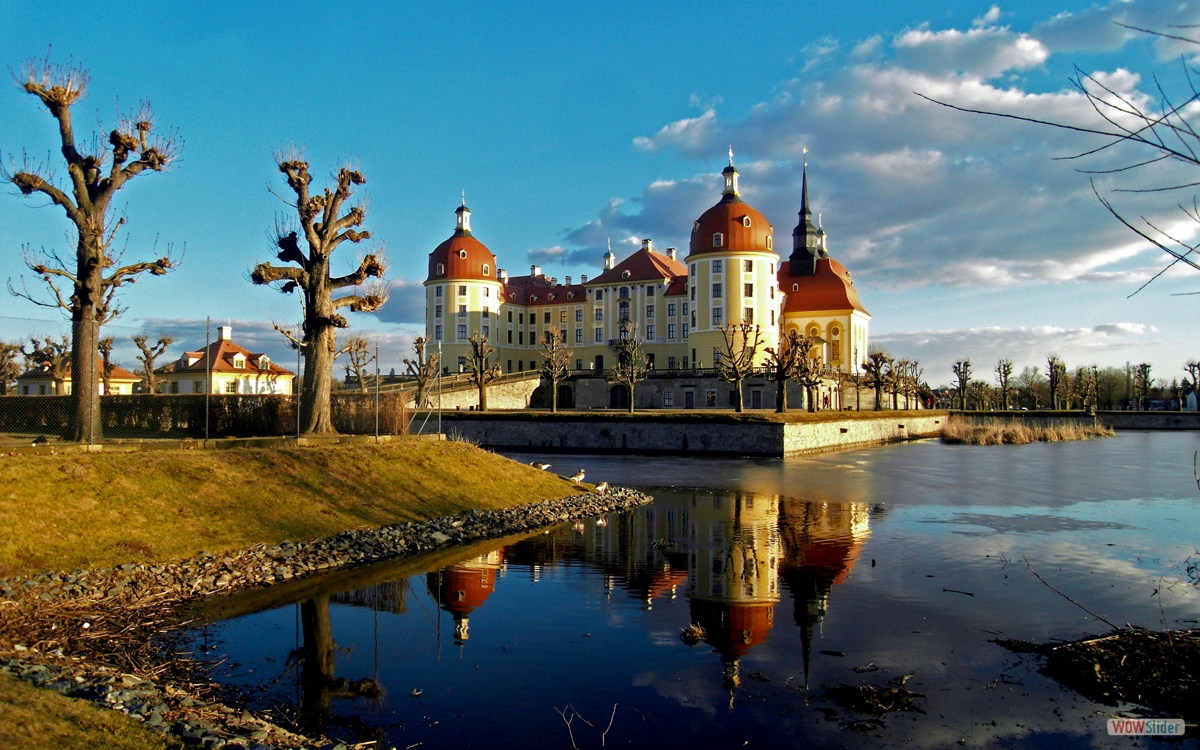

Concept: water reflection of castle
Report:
left=425, top=550, right=505, bottom=644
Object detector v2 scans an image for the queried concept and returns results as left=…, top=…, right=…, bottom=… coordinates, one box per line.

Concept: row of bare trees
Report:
left=948, top=356, right=1200, bottom=411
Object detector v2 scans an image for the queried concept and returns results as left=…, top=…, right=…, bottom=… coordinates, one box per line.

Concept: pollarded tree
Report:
left=539, top=325, right=573, bottom=413
left=764, top=329, right=810, bottom=413
left=611, top=322, right=648, bottom=414
left=717, top=323, right=763, bottom=413
left=969, top=380, right=991, bottom=411
left=1046, top=355, right=1067, bottom=410
left=994, top=359, right=1014, bottom=410
left=98, top=337, right=115, bottom=395
left=21, top=336, right=70, bottom=395
left=863, top=350, right=893, bottom=411
left=795, top=349, right=826, bottom=412
left=132, top=333, right=174, bottom=394
left=4, top=58, right=181, bottom=440
left=1133, top=362, right=1153, bottom=410
left=952, top=360, right=972, bottom=410
left=403, top=336, right=439, bottom=409
left=341, top=334, right=375, bottom=393
left=466, top=330, right=502, bottom=412
left=252, top=153, right=388, bottom=434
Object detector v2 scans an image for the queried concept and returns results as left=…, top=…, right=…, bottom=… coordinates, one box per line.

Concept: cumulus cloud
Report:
left=1033, top=0, right=1200, bottom=58
left=372, top=278, right=426, bottom=325
left=874, top=322, right=1161, bottom=383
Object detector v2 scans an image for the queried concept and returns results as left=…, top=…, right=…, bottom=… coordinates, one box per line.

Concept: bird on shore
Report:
left=531, top=461, right=551, bottom=471
left=594, top=481, right=609, bottom=494
left=569, top=469, right=585, bottom=484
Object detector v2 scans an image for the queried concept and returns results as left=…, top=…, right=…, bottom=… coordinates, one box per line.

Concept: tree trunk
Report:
left=301, top=322, right=337, bottom=434
left=70, top=235, right=103, bottom=442
left=874, top=385, right=883, bottom=411
left=551, top=378, right=558, bottom=413
left=478, top=381, right=488, bottom=412
left=628, top=382, right=635, bottom=414
left=734, top=379, right=744, bottom=413
left=776, top=379, right=787, bottom=413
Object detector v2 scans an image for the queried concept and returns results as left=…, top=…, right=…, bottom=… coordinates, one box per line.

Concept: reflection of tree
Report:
left=295, top=596, right=383, bottom=739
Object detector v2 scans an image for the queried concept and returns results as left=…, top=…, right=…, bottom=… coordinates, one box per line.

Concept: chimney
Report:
left=531, top=264, right=541, bottom=277
left=666, top=247, right=676, bottom=261
left=498, top=268, right=508, bottom=282
left=580, top=274, right=588, bottom=284
left=641, top=238, right=653, bottom=252
left=565, top=276, right=572, bottom=286
left=218, top=326, right=232, bottom=341
left=551, top=277, right=558, bottom=286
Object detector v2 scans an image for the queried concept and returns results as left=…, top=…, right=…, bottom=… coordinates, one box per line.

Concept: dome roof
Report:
left=778, top=258, right=869, bottom=315
left=428, top=232, right=498, bottom=283
left=688, top=197, right=775, bottom=257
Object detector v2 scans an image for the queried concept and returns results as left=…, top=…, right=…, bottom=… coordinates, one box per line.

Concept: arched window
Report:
left=742, top=216, right=751, bottom=227
left=483, top=264, right=490, bottom=276
left=792, top=283, right=799, bottom=292
left=766, top=236, right=773, bottom=250
left=436, top=263, right=445, bottom=275
left=713, top=232, right=724, bottom=248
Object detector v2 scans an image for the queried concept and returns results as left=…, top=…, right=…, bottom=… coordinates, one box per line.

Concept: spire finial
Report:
left=461, top=189, right=465, bottom=207
left=728, top=145, right=734, bottom=166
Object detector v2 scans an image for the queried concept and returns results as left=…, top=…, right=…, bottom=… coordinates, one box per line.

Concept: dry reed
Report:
left=940, top=420, right=1114, bottom=445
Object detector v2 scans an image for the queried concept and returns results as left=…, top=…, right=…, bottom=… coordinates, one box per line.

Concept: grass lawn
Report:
left=0, top=673, right=181, bottom=750
left=0, top=440, right=578, bottom=579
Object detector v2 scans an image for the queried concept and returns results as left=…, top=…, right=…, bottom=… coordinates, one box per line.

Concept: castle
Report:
left=423, top=156, right=870, bottom=395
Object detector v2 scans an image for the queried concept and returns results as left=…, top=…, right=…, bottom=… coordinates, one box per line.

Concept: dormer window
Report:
left=548, top=293, right=555, bottom=301
left=621, top=270, right=631, bottom=279
left=792, top=283, right=799, bottom=292
left=692, top=220, right=700, bottom=233
left=437, top=263, right=445, bottom=275
left=483, top=264, right=491, bottom=276
left=530, top=295, right=538, bottom=302
left=567, top=292, right=575, bottom=299
left=257, top=355, right=270, bottom=370
left=233, top=355, right=246, bottom=370
left=742, top=216, right=751, bottom=228
left=458, top=249, right=468, bottom=259
left=713, top=232, right=724, bottom=248
left=766, top=236, right=773, bottom=250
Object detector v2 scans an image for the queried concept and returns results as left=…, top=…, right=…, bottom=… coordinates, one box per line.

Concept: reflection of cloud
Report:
left=631, top=668, right=726, bottom=717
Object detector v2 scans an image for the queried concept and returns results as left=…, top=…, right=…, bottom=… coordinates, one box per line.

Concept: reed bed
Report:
left=941, top=419, right=1114, bottom=445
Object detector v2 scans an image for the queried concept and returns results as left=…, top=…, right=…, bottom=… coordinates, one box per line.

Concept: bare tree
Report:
left=969, top=380, right=991, bottom=411
left=888, top=358, right=910, bottom=410
left=1133, top=362, right=1153, bottom=410
left=0, top=343, right=21, bottom=395
left=340, top=334, right=375, bottom=393
left=995, top=359, right=1014, bottom=410
left=717, top=324, right=763, bottom=413
left=21, top=335, right=70, bottom=395
left=952, top=360, right=972, bottom=410
left=863, top=350, right=893, bottom=411
left=611, top=323, right=647, bottom=414
left=921, top=27, right=1200, bottom=296
left=1185, top=360, right=1200, bottom=410
left=97, top=336, right=114, bottom=395
left=403, top=336, right=439, bottom=409
left=132, top=333, right=174, bottom=394
left=3, top=58, right=181, bottom=440
left=764, top=330, right=811, bottom=413
left=1047, top=355, right=1068, bottom=410
left=466, top=330, right=501, bottom=412
left=903, top=360, right=924, bottom=409
left=795, top=347, right=826, bottom=412
left=539, top=325, right=573, bottom=413
left=252, top=152, right=388, bottom=433
left=1073, top=365, right=1099, bottom=411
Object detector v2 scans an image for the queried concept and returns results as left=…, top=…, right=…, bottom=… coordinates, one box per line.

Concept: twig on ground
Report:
left=1023, top=555, right=1119, bottom=630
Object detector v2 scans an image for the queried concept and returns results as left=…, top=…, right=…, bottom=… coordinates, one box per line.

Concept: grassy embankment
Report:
left=0, top=440, right=579, bottom=749
left=941, top=420, right=1114, bottom=445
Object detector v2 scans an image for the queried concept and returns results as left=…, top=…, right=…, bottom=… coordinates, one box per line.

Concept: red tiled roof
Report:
left=502, top=274, right=588, bottom=306
left=428, top=232, right=498, bottom=283
left=18, top=358, right=140, bottom=382
left=688, top=198, right=775, bottom=257
left=587, top=247, right=688, bottom=287
left=778, top=258, right=869, bottom=315
left=157, top=339, right=294, bottom=376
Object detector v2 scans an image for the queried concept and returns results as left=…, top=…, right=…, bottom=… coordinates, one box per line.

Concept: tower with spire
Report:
left=790, top=158, right=826, bottom=277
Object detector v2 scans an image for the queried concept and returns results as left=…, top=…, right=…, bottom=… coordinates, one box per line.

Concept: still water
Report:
left=191, top=433, right=1200, bottom=748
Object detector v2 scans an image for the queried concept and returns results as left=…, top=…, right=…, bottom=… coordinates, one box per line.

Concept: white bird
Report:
left=531, top=461, right=552, bottom=471
left=594, top=481, right=609, bottom=494
left=569, top=469, right=585, bottom=484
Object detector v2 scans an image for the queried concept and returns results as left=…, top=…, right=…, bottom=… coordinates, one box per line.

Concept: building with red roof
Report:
left=156, top=326, right=294, bottom=395
left=422, top=153, right=870, bottom=403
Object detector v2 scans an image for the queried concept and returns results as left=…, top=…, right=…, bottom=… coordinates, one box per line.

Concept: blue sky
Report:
left=1, top=0, right=1197, bottom=383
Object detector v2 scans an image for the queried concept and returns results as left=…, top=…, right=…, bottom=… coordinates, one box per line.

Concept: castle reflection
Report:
left=425, top=550, right=504, bottom=644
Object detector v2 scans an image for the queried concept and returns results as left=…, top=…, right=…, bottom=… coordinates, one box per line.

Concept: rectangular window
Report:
left=682, top=323, right=689, bottom=338
left=483, top=325, right=490, bottom=338
left=436, top=286, right=443, bottom=297
left=194, top=380, right=203, bottom=393
left=484, top=287, right=490, bottom=298
left=458, top=305, right=467, bottom=317
left=646, top=285, right=654, bottom=296
left=713, top=348, right=722, bottom=365
left=435, top=304, right=442, bottom=318
left=683, top=356, right=690, bottom=368
left=575, top=359, right=582, bottom=370
left=507, top=360, right=512, bottom=372
left=170, top=381, right=180, bottom=394
left=712, top=260, right=722, bottom=274
left=507, top=330, right=513, bottom=344
left=668, top=323, right=677, bottom=340
left=519, top=331, right=524, bottom=345
left=712, top=283, right=722, bottom=298
left=224, top=381, right=236, bottom=394
left=744, top=283, right=753, bottom=298
left=595, top=289, right=603, bottom=301
left=744, top=307, right=754, bottom=324
left=713, top=233, right=724, bottom=248
left=668, top=356, right=676, bottom=369
left=483, top=305, right=490, bottom=317
left=690, top=264, right=696, bottom=276
left=646, top=304, right=654, bottom=318
left=668, top=303, right=676, bottom=317
left=690, top=286, right=696, bottom=300
left=663, top=391, right=674, bottom=407
left=575, top=309, right=583, bottom=322
left=594, top=309, right=603, bottom=321
left=575, top=328, right=583, bottom=343
left=508, top=310, right=513, bottom=322
left=595, top=328, right=603, bottom=342
left=435, top=324, right=443, bottom=341
left=770, top=310, right=775, bottom=325
left=544, top=311, right=551, bottom=324
left=706, top=390, right=716, bottom=407
left=458, top=285, right=467, bottom=296
left=560, top=310, right=567, bottom=323
left=457, top=325, right=467, bottom=340
left=744, top=260, right=753, bottom=273
left=518, top=361, right=523, bottom=371
left=770, top=263, right=775, bottom=274
left=769, top=286, right=775, bottom=299
left=646, top=325, right=655, bottom=339
left=682, top=303, right=688, bottom=316
left=713, top=307, right=723, bottom=325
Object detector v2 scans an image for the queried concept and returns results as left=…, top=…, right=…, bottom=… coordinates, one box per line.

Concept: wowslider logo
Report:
left=1107, top=719, right=1185, bottom=736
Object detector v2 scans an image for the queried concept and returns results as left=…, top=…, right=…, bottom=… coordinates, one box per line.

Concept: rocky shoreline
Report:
left=0, top=486, right=652, bottom=749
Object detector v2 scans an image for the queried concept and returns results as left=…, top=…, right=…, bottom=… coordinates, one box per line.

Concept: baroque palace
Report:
left=423, top=156, right=870, bottom=405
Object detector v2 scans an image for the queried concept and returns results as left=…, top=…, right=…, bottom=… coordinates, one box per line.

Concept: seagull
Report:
left=594, top=481, right=609, bottom=494
left=531, top=461, right=551, bottom=471
left=569, top=469, right=585, bottom=484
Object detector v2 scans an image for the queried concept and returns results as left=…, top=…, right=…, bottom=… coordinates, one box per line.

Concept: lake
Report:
left=189, top=432, right=1200, bottom=748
